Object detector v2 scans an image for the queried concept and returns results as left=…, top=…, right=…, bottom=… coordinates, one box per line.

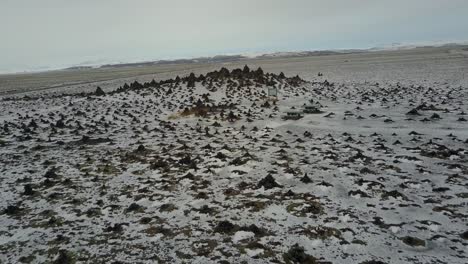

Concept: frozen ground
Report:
left=0, top=48, right=467, bottom=263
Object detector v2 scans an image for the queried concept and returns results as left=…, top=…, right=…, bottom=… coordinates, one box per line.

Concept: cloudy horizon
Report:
left=1, top=0, right=468, bottom=73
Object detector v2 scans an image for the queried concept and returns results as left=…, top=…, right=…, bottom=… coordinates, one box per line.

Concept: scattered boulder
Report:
left=136, top=144, right=146, bottom=153
left=381, top=190, right=408, bottom=201
left=401, top=236, right=425, bottom=247
left=214, top=220, right=237, bottom=234
left=159, top=203, right=177, bottom=212
left=23, top=184, right=34, bottom=195
left=300, top=173, right=312, bottom=183
left=257, top=174, right=282, bottom=190
left=104, top=223, right=127, bottom=233
left=460, top=231, right=468, bottom=240
left=406, top=108, right=421, bottom=116
left=44, top=168, right=59, bottom=179
left=125, top=203, right=145, bottom=213
left=3, top=205, right=23, bottom=215
left=95, top=86, right=106, bottom=96
left=283, top=244, right=317, bottom=264
left=348, top=190, right=370, bottom=198
left=53, top=250, right=76, bottom=264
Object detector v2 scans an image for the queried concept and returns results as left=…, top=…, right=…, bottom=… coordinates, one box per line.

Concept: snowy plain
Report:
left=0, top=46, right=467, bottom=263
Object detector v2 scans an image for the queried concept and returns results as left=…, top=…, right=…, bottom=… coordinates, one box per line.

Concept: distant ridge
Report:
left=97, top=55, right=246, bottom=69
left=17, top=40, right=464, bottom=73
left=65, top=50, right=361, bottom=71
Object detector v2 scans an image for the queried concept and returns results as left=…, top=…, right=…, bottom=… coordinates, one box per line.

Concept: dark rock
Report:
left=406, top=108, right=421, bottom=116
left=283, top=244, right=317, bottom=264
left=181, top=172, right=195, bottom=180
left=179, top=155, right=193, bottom=165
left=150, top=159, right=168, bottom=170
left=240, top=224, right=268, bottom=236
left=95, top=86, right=106, bottom=96
left=159, top=203, right=177, bottom=212
left=139, top=217, right=152, bottom=225
left=53, top=250, right=76, bottom=264
left=105, top=223, right=127, bottom=233
left=125, top=203, right=144, bottom=213
left=77, top=136, right=111, bottom=145
left=348, top=190, right=370, bottom=198
left=3, top=205, right=22, bottom=215
left=214, top=152, right=228, bottom=160
left=42, top=179, right=56, bottom=188
left=44, top=168, right=59, bottom=179
left=214, top=220, right=237, bottom=234
left=381, top=190, right=408, bottom=200
left=300, top=173, right=312, bottom=183
left=136, top=144, right=146, bottom=152
left=257, top=174, right=282, bottom=190
left=460, top=231, right=468, bottom=240
left=401, top=236, right=425, bottom=247
left=198, top=205, right=214, bottom=214
left=229, top=156, right=249, bottom=166
left=408, top=131, right=423, bottom=136
left=372, top=217, right=388, bottom=228
left=85, top=208, right=102, bottom=218
left=55, top=119, right=66, bottom=128
left=23, top=184, right=34, bottom=195
left=360, top=167, right=375, bottom=174
left=432, top=187, right=450, bottom=192
left=317, top=181, right=333, bottom=187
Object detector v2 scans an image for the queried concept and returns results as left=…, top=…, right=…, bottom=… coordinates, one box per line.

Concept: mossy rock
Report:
left=243, top=200, right=269, bottom=212
left=125, top=203, right=146, bottom=213
left=460, top=231, right=468, bottom=240
left=144, top=226, right=173, bottom=237
left=214, top=220, right=238, bottom=234
left=352, top=239, right=367, bottom=245
left=3, top=205, right=24, bottom=216
left=283, top=244, right=316, bottom=264
left=286, top=201, right=323, bottom=217
left=18, top=255, right=36, bottom=263
left=78, top=164, right=93, bottom=173
left=175, top=250, right=193, bottom=259
left=96, top=164, right=119, bottom=175
left=85, top=208, right=102, bottom=218
left=54, top=250, right=76, bottom=264
left=456, top=193, right=468, bottom=198
left=237, top=241, right=273, bottom=259
left=401, top=236, right=425, bottom=247
left=191, top=240, right=218, bottom=257
left=381, top=190, right=408, bottom=201
left=302, top=226, right=341, bottom=240
left=159, top=203, right=177, bottom=213
left=34, top=216, right=64, bottom=228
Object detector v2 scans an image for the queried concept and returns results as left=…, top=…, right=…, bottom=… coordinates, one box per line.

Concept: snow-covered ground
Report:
left=0, top=53, right=467, bottom=263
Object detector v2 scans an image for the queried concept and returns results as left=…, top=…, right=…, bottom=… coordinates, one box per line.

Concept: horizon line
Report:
left=1, top=40, right=467, bottom=76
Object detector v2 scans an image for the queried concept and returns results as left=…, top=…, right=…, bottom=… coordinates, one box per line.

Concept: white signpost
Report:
left=268, top=87, right=278, bottom=98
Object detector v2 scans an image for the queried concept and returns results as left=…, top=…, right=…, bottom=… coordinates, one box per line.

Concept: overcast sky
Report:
left=1, top=0, right=467, bottom=73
